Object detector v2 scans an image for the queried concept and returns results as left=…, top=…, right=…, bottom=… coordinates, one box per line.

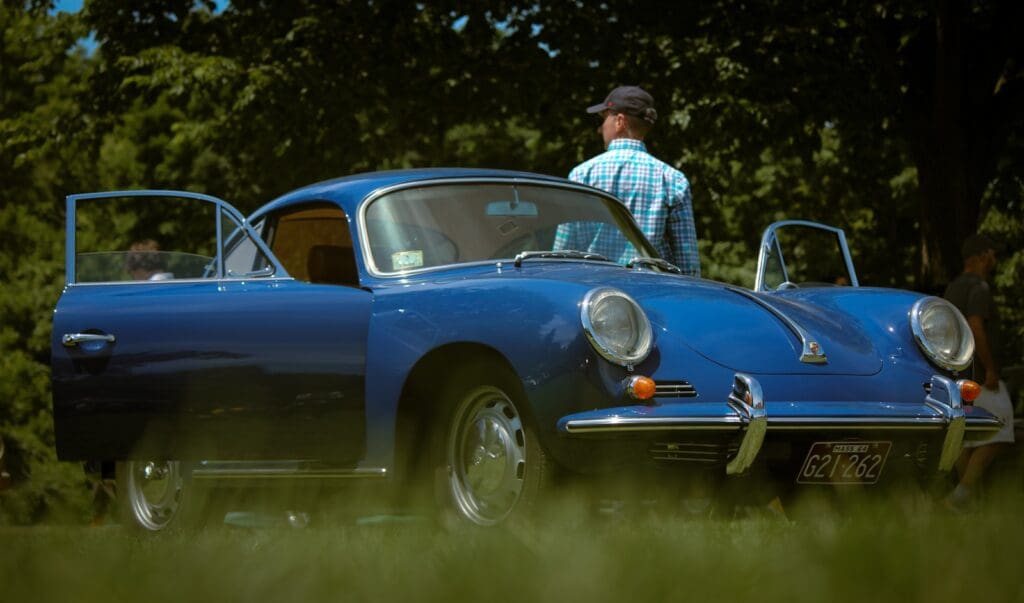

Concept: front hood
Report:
left=643, top=281, right=882, bottom=376
left=468, top=263, right=883, bottom=376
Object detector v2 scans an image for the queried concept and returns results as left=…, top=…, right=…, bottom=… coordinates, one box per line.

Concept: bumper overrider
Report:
left=557, top=374, right=1003, bottom=474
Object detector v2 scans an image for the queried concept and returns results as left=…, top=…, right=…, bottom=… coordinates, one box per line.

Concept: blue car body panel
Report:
left=53, top=277, right=371, bottom=461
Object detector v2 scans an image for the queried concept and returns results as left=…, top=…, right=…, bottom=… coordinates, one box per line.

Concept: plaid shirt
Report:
left=558, top=139, right=700, bottom=276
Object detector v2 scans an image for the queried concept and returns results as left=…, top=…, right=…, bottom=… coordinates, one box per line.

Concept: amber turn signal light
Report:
left=957, top=379, right=981, bottom=404
left=627, top=375, right=657, bottom=401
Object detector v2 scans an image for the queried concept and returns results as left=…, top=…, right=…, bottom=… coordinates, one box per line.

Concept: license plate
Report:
left=796, top=441, right=891, bottom=485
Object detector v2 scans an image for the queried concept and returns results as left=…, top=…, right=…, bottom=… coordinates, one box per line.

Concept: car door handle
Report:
left=62, top=333, right=116, bottom=348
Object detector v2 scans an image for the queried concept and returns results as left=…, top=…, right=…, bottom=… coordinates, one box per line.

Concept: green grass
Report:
left=4, top=489, right=1024, bottom=603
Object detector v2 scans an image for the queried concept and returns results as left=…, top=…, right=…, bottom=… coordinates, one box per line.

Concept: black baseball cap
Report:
left=960, top=233, right=998, bottom=260
left=586, top=86, right=658, bottom=124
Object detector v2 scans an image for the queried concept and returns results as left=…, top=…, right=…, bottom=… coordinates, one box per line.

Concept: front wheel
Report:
left=116, top=460, right=203, bottom=532
left=434, top=378, right=548, bottom=527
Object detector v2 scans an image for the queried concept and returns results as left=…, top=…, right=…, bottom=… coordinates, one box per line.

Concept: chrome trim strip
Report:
left=725, top=286, right=828, bottom=364
left=567, top=414, right=997, bottom=435
left=355, top=177, right=658, bottom=279
left=65, top=277, right=295, bottom=287
left=654, top=382, right=698, bottom=398
left=191, top=464, right=387, bottom=480
left=215, top=201, right=224, bottom=278
left=926, top=374, right=966, bottom=472
left=768, top=424, right=945, bottom=431
left=653, top=442, right=731, bottom=449
left=767, top=416, right=946, bottom=430
left=65, top=195, right=75, bottom=285
left=563, top=416, right=970, bottom=433
left=565, top=409, right=970, bottom=434
left=964, top=417, right=1005, bottom=431
left=754, top=220, right=859, bottom=292
left=726, top=373, right=766, bottom=475
left=563, top=416, right=743, bottom=433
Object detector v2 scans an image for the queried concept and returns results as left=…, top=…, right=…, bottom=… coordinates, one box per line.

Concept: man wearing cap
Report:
left=943, top=233, right=1014, bottom=510
left=556, top=85, right=699, bottom=276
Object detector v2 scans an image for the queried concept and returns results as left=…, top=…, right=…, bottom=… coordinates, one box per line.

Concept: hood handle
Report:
left=724, top=286, right=828, bottom=364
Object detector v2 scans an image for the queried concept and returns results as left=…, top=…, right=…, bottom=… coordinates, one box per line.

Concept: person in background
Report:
left=0, top=437, right=12, bottom=491
left=86, top=461, right=116, bottom=526
left=560, top=85, right=700, bottom=276
left=943, top=233, right=1015, bottom=510
left=125, top=239, right=174, bottom=281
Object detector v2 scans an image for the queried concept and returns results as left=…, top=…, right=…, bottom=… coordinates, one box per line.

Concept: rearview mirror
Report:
left=486, top=200, right=538, bottom=217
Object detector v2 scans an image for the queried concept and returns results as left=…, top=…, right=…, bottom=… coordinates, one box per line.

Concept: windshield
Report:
left=362, top=182, right=658, bottom=274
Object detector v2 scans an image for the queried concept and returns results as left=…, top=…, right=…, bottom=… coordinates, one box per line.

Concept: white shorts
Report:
left=964, top=381, right=1016, bottom=447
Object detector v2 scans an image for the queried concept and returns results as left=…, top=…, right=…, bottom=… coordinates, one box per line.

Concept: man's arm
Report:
left=967, top=315, right=1000, bottom=391
left=666, top=178, right=700, bottom=277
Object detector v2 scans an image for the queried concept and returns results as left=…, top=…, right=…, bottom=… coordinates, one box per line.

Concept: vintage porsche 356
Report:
left=52, top=168, right=1001, bottom=530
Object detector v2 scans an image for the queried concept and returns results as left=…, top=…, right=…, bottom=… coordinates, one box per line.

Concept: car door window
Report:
left=222, top=212, right=274, bottom=277
left=73, top=195, right=218, bottom=283
left=264, top=202, right=360, bottom=286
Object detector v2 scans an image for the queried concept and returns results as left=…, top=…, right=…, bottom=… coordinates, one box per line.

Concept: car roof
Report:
left=253, top=168, right=573, bottom=219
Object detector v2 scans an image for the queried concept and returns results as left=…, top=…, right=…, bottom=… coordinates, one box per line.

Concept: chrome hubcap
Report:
left=448, top=387, right=527, bottom=525
left=127, top=460, right=183, bottom=531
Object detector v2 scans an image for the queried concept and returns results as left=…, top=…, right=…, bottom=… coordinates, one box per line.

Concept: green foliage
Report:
left=1, top=0, right=1022, bottom=523
left=0, top=3, right=98, bottom=522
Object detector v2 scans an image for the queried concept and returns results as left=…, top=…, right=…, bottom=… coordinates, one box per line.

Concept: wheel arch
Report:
left=393, top=342, right=529, bottom=478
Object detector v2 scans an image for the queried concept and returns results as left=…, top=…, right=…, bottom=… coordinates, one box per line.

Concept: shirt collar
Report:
left=607, top=138, right=648, bottom=153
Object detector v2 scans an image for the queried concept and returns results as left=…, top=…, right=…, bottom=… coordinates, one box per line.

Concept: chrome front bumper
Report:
left=557, top=374, right=1004, bottom=474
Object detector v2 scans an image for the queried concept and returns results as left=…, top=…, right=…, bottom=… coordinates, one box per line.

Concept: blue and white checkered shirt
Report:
left=559, top=139, right=700, bottom=276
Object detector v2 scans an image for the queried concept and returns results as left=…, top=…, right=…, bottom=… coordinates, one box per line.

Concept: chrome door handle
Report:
left=62, top=333, right=116, bottom=348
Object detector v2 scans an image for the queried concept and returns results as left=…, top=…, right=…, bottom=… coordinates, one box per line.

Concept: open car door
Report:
left=754, top=220, right=860, bottom=292
left=52, top=191, right=370, bottom=463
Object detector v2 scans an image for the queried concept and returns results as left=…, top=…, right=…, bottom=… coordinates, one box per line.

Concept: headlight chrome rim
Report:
left=910, top=296, right=974, bottom=372
left=581, top=287, right=653, bottom=368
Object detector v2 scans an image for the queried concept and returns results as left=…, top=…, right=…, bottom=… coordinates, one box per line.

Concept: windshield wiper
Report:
left=626, top=257, right=682, bottom=274
left=513, top=250, right=611, bottom=267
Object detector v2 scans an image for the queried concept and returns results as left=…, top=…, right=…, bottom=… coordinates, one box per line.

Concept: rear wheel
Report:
left=433, top=373, right=548, bottom=527
left=116, top=460, right=204, bottom=532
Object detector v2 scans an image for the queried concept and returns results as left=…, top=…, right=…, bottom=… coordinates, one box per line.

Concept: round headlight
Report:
left=910, top=297, right=974, bottom=372
left=581, top=288, right=653, bottom=367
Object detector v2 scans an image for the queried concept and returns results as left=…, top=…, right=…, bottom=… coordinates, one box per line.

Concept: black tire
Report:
left=431, top=367, right=549, bottom=527
left=115, top=460, right=208, bottom=532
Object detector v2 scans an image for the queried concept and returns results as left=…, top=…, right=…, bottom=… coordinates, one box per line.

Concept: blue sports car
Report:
left=52, top=168, right=1001, bottom=530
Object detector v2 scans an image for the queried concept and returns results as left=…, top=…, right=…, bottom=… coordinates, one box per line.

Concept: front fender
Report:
left=361, top=274, right=599, bottom=469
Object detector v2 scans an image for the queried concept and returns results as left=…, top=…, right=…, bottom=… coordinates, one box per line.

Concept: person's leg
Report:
left=954, top=449, right=974, bottom=481
left=947, top=443, right=1008, bottom=509
left=958, top=443, right=1008, bottom=489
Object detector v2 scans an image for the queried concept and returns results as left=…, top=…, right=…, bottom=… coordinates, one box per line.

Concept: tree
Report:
left=0, top=2, right=96, bottom=522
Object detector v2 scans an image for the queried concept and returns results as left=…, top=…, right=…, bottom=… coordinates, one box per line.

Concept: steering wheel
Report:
left=776, top=281, right=800, bottom=291
left=492, top=233, right=541, bottom=260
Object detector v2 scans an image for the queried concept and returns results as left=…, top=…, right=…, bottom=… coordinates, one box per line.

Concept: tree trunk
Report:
left=913, top=0, right=981, bottom=290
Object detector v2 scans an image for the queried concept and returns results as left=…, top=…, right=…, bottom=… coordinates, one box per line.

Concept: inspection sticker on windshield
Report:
left=797, top=441, right=891, bottom=485
left=391, top=250, right=424, bottom=270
